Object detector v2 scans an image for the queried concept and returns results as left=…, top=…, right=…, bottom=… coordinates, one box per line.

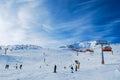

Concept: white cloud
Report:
left=0, top=0, right=55, bottom=47
left=41, top=24, right=54, bottom=32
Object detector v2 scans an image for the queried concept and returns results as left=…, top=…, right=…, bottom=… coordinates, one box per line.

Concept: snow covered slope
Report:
left=0, top=43, right=120, bottom=80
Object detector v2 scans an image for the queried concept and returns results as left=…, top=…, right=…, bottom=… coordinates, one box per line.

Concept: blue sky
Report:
left=0, top=0, right=120, bottom=47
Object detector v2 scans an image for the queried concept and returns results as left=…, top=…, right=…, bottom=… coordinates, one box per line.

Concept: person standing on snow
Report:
left=20, top=64, right=22, bottom=69
left=5, top=64, right=9, bottom=69
left=71, top=65, right=74, bottom=73
left=54, top=65, right=57, bottom=73
left=78, top=62, right=80, bottom=69
left=75, top=65, right=77, bottom=71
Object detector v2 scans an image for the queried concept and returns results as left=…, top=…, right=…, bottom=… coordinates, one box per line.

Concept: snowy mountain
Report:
left=66, top=41, right=97, bottom=49
left=0, top=44, right=42, bottom=51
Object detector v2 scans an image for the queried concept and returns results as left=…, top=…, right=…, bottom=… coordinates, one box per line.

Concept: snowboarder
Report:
left=20, top=64, right=22, bottom=69
left=54, top=65, right=57, bottom=73
left=71, top=65, right=74, bottom=73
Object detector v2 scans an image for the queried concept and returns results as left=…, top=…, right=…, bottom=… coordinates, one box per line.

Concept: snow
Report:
left=0, top=44, right=120, bottom=80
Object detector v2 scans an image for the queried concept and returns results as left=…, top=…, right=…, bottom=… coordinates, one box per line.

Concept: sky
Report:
left=0, top=0, right=120, bottom=47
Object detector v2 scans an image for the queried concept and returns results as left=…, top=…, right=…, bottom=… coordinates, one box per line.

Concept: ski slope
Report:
left=0, top=44, right=120, bottom=80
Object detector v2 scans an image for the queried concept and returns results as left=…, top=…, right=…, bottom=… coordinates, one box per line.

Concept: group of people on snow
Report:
left=70, top=63, right=80, bottom=73
left=53, top=61, right=80, bottom=73
left=5, top=64, right=22, bottom=69
left=3, top=60, right=81, bottom=74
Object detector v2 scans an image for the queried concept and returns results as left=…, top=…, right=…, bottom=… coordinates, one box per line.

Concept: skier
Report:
left=71, top=65, right=74, bottom=73
left=5, top=64, right=9, bottom=69
left=20, top=64, right=22, bottom=69
left=75, top=65, right=77, bottom=71
left=54, top=65, right=57, bottom=73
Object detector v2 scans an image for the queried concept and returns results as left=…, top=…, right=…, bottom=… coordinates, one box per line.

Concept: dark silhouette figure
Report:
left=20, top=64, right=22, bottom=69
left=71, top=65, right=74, bottom=73
left=75, top=65, right=77, bottom=71
left=54, top=65, right=57, bottom=73
left=5, top=64, right=9, bottom=69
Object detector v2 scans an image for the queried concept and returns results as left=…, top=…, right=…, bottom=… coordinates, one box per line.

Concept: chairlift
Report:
left=102, top=46, right=112, bottom=51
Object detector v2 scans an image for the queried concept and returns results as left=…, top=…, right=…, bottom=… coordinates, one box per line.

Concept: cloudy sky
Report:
left=0, top=0, right=120, bottom=47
